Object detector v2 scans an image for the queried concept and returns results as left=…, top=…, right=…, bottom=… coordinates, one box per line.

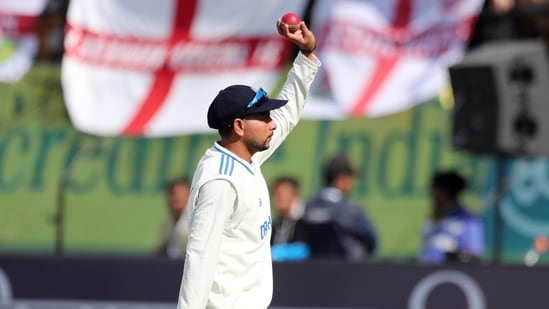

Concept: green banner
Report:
left=0, top=64, right=495, bottom=260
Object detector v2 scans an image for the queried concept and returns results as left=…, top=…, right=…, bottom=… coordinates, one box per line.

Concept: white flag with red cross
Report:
left=62, top=0, right=308, bottom=136
left=303, top=0, right=483, bottom=119
left=0, top=0, right=48, bottom=83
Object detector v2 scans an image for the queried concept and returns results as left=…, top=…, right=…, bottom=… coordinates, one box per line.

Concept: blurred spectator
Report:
left=270, top=176, right=307, bottom=245
left=270, top=176, right=310, bottom=261
left=301, top=154, right=378, bottom=261
left=468, top=0, right=540, bottom=51
left=419, top=170, right=485, bottom=264
left=156, top=177, right=191, bottom=259
left=38, top=0, right=69, bottom=61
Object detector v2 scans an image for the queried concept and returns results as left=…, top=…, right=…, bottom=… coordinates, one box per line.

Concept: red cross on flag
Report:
left=303, top=0, right=483, bottom=119
left=62, top=0, right=308, bottom=136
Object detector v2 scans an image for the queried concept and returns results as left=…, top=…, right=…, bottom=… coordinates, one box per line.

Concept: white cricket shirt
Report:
left=177, top=52, right=320, bottom=309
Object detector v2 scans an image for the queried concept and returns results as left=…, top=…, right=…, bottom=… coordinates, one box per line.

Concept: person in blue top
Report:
left=419, top=170, right=485, bottom=264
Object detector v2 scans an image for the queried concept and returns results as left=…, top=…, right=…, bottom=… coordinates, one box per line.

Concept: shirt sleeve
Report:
left=253, top=52, right=321, bottom=165
left=353, top=211, right=378, bottom=254
left=177, top=179, right=236, bottom=309
left=338, top=205, right=378, bottom=254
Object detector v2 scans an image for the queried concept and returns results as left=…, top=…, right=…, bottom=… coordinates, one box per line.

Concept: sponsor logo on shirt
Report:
left=260, top=216, right=272, bottom=240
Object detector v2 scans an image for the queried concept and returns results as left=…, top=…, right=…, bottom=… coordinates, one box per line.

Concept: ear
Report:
left=233, top=118, right=246, bottom=137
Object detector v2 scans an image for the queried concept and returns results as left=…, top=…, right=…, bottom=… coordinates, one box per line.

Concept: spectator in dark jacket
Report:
left=301, top=154, right=378, bottom=261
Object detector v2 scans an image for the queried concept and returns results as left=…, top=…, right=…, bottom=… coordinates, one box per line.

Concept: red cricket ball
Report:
left=281, top=12, right=301, bottom=33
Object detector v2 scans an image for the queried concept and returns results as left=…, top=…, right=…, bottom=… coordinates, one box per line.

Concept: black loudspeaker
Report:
left=449, top=40, right=549, bottom=156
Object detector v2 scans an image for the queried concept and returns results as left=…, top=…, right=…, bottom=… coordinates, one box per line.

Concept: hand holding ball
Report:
left=281, top=13, right=301, bottom=33
left=277, top=12, right=315, bottom=55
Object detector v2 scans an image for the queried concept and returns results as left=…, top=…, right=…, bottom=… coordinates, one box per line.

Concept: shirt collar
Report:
left=319, top=187, right=344, bottom=202
left=213, top=142, right=255, bottom=175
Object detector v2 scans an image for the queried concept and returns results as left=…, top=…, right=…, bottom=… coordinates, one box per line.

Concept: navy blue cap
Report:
left=207, top=85, right=288, bottom=129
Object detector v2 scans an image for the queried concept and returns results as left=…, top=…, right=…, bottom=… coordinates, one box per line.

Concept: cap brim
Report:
left=242, top=98, right=288, bottom=116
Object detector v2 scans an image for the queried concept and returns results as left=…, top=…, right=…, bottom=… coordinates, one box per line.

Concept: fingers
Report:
left=299, top=21, right=310, bottom=33
left=276, top=19, right=287, bottom=36
left=277, top=21, right=301, bottom=38
left=277, top=19, right=297, bottom=37
left=299, top=21, right=316, bottom=49
left=276, top=19, right=316, bottom=53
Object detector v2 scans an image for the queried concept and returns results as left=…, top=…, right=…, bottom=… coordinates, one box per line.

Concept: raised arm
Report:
left=253, top=20, right=320, bottom=165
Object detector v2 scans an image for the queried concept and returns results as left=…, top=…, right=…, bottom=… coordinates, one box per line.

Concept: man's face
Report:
left=331, top=173, right=355, bottom=196
left=168, top=183, right=190, bottom=219
left=273, top=182, right=298, bottom=217
left=431, top=186, right=445, bottom=208
left=241, top=112, right=277, bottom=152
